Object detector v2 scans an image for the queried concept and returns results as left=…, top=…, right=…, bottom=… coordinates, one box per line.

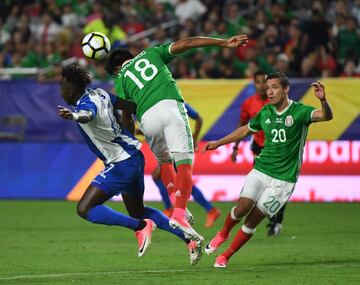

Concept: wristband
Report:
left=72, top=112, right=79, bottom=121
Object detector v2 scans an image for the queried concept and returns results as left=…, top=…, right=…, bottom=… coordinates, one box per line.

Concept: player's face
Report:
left=59, top=78, right=75, bottom=105
left=266, top=78, right=288, bottom=106
left=254, top=74, right=266, bottom=97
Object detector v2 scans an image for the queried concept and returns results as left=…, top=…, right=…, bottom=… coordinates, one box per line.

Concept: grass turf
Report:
left=0, top=201, right=359, bottom=285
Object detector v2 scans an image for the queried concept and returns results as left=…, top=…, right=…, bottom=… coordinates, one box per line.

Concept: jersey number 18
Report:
left=124, top=59, right=158, bottom=89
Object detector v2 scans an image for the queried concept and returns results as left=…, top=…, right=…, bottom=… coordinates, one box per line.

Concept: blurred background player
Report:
left=231, top=70, right=287, bottom=236
left=204, top=73, right=333, bottom=268
left=57, top=64, right=203, bottom=264
left=104, top=34, right=248, bottom=241
left=152, top=102, right=221, bottom=228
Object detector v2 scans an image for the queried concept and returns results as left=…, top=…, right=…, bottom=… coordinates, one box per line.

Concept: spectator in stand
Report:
left=0, top=0, right=359, bottom=79
left=175, top=0, right=207, bottom=24
left=275, top=53, right=297, bottom=77
left=33, top=12, right=62, bottom=44
left=337, top=17, right=360, bottom=64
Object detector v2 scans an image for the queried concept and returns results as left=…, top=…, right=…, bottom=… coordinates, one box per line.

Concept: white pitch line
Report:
left=1, top=263, right=359, bottom=281
left=0, top=269, right=188, bottom=281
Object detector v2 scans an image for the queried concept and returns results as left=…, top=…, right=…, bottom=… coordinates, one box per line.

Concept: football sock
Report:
left=154, top=178, right=172, bottom=209
left=223, top=225, right=255, bottom=260
left=191, top=185, right=212, bottom=212
left=87, top=205, right=140, bottom=230
left=142, top=206, right=187, bottom=242
left=160, top=163, right=176, bottom=194
left=220, top=207, right=241, bottom=237
left=174, top=164, right=193, bottom=209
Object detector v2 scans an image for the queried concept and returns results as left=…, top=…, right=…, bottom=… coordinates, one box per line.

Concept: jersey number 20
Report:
left=271, top=129, right=287, bottom=142
left=124, top=59, right=158, bottom=89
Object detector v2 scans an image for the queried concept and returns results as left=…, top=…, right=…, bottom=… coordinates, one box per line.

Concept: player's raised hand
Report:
left=58, top=105, right=75, bottom=120
left=223, top=35, right=248, bottom=48
left=311, top=81, right=326, bottom=101
left=201, top=141, right=219, bottom=153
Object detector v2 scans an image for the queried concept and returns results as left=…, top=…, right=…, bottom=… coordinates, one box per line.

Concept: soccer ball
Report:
left=82, top=32, right=111, bottom=60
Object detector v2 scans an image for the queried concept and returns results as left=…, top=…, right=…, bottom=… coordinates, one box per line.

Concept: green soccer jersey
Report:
left=113, top=43, right=183, bottom=122
left=248, top=100, right=316, bottom=183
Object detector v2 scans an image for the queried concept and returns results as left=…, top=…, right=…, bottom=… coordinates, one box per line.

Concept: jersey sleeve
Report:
left=152, top=43, right=177, bottom=64
left=76, top=98, right=97, bottom=117
left=301, top=104, right=317, bottom=126
left=185, top=103, right=199, bottom=120
left=248, top=108, right=263, bottom=132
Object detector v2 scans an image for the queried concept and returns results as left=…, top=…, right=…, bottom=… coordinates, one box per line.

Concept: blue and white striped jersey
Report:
left=74, top=88, right=141, bottom=165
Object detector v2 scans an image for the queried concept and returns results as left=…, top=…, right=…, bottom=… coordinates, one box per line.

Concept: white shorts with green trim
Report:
left=240, top=169, right=295, bottom=218
left=140, top=99, right=194, bottom=164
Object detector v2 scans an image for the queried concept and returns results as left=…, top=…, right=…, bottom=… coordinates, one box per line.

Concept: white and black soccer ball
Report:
left=82, top=32, right=111, bottom=60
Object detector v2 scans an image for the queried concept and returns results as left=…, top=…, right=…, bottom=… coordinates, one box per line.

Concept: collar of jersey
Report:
left=273, top=99, right=293, bottom=115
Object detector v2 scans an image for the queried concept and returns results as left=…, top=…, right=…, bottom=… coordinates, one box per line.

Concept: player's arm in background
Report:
left=58, top=106, right=94, bottom=124
left=231, top=100, right=250, bottom=162
left=203, top=124, right=254, bottom=152
left=170, top=34, right=248, bottom=54
left=185, top=103, right=203, bottom=151
left=310, top=81, right=333, bottom=122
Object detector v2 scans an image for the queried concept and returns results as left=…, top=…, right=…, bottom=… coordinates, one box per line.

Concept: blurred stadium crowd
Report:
left=0, top=0, right=359, bottom=80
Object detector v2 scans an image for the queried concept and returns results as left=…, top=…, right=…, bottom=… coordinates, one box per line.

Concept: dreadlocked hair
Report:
left=62, top=64, right=91, bottom=92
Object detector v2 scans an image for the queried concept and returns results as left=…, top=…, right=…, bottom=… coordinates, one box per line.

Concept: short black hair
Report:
left=265, top=72, right=290, bottom=88
left=62, top=64, right=91, bottom=93
left=253, top=70, right=266, bottom=80
left=105, top=48, right=134, bottom=75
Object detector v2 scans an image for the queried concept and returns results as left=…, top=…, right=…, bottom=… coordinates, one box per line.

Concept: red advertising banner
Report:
left=142, top=141, right=360, bottom=175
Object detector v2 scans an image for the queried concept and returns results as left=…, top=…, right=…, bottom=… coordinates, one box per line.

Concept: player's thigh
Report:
left=140, top=106, right=172, bottom=164
left=239, top=169, right=267, bottom=202
left=256, top=178, right=295, bottom=218
left=163, top=100, right=194, bottom=155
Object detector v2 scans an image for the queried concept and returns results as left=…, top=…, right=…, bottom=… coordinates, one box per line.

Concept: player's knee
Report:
left=234, top=198, right=254, bottom=217
left=77, top=202, right=89, bottom=219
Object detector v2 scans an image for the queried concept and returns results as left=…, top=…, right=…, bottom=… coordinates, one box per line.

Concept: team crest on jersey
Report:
left=285, top=115, right=294, bottom=126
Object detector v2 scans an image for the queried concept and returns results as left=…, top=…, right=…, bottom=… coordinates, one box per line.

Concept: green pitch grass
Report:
left=0, top=202, right=359, bottom=285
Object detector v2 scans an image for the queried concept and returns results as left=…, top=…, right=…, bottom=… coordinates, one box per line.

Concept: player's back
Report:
left=114, top=44, right=183, bottom=122
left=75, top=88, right=141, bottom=164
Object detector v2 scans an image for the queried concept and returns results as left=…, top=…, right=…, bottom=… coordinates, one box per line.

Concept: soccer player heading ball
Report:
left=203, top=72, right=333, bottom=268
left=104, top=34, right=248, bottom=242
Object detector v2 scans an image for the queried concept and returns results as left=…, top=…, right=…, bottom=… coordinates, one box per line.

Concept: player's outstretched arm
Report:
left=58, top=105, right=94, bottom=124
left=170, top=35, right=248, bottom=54
left=310, top=81, right=333, bottom=122
left=202, top=125, right=253, bottom=152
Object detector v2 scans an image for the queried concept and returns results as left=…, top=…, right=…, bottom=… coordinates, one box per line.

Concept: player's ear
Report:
left=284, top=85, right=290, bottom=95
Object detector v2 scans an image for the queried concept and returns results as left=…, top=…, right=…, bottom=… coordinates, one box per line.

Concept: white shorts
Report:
left=240, top=169, right=295, bottom=217
left=140, top=99, right=194, bottom=164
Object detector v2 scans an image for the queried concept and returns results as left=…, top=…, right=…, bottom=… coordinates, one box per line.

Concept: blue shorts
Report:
left=91, top=152, right=145, bottom=197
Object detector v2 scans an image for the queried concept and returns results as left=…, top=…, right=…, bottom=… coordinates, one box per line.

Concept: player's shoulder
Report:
left=146, top=43, right=172, bottom=55
left=259, top=103, right=272, bottom=112
left=291, top=100, right=313, bottom=111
